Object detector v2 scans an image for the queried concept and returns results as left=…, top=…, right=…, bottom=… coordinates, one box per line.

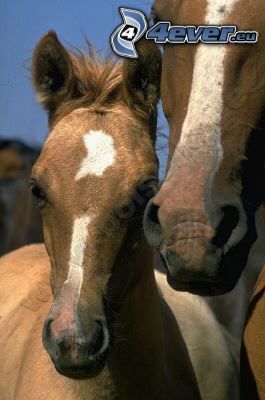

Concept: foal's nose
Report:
left=43, top=310, right=109, bottom=378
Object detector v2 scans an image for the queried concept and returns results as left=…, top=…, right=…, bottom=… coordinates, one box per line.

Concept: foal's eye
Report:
left=117, top=178, right=158, bottom=222
left=134, top=178, right=159, bottom=209
left=30, top=182, right=46, bottom=207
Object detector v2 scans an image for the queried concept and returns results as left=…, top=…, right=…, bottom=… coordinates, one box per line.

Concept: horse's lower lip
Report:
left=55, top=366, right=98, bottom=380
left=159, top=248, right=230, bottom=296
left=166, top=273, right=226, bottom=296
left=53, top=355, right=107, bottom=379
left=50, top=344, right=111, bottom=379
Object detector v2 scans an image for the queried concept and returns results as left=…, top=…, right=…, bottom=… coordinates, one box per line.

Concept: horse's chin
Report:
left=159, top=252, right=226, bottom=296
left=51, top=349, right=109, bottom=380
left=165, top=272, right=226, bottom=296
left=159, top=224, right=257, bottom=296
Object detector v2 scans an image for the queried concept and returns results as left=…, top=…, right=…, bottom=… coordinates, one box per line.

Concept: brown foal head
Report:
left=31, top=31, right=161, bottom=378
left=144, top=0, right=265, bottom=295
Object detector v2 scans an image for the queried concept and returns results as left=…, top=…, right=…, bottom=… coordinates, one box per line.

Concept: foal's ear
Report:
left=123, top=39, right=162, bottom=116
left=32, top=31, right=74, bottom=119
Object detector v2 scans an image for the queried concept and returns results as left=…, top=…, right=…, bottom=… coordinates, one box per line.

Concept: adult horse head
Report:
left=31, top=31, right=161, bottom=379
left=144, top=0, right=265, bottom=295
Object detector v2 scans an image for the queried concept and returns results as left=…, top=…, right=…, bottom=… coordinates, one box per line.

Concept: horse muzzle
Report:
left=144, top=198, right=257, bottom=295
left=42, top=304, right=110, bottom=379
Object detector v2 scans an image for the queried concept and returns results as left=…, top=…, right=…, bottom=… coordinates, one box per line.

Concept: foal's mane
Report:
left=71, top=45, right=123, bottom=107
left=52, top=43, right=124, bottom=125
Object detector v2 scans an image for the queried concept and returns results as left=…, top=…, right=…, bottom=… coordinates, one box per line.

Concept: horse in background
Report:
left=0, top=140, right=43, bottom=254
left=204, top=207, right=265, bottom=338
left=241, top=264, right=265, bottom=399
left=144, top=0, right=265, bottom=296
left=142, top=0, right=265, bottom=340
left=0, top=32, right=239, bottom=400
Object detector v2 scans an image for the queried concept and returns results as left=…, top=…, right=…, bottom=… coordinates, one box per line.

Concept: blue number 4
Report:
left=146, top=23, right=170, bottom=43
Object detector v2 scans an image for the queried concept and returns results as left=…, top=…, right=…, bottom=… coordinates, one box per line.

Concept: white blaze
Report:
left=76, top=130, right=116, bottom=179
left=67, top=215, right=91, bottom=298
left=168, top=0, right=240, bottom=222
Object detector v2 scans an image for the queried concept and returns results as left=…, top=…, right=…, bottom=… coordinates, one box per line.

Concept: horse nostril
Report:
left=43, top=316, right=53, bottom=340
left=146, top=200, right=160, bottom=225
left=89, top=320, right=109, bottom=359
left=212, top=206, right=240, bottom=248
left=42, top=316, right=58, bottom=356
left=144, top=200, right=163, bottom=248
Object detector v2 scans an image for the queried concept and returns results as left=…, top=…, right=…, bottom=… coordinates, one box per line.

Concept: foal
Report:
left=0, top=32, right=238, bottom=400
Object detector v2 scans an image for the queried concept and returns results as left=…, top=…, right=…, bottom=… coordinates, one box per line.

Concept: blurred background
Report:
left=0, top=0, right=168, bottom=254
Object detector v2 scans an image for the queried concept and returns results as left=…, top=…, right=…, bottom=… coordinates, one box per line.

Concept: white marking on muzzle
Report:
left=76, top=130, right=116, bottom=179
left=67, top=215, right=92, bottom=299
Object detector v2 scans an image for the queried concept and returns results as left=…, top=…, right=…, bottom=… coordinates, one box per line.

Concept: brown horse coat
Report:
left=0, top=244, right=239, bottom=400
left=241, top=266, right=265, bottom=399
